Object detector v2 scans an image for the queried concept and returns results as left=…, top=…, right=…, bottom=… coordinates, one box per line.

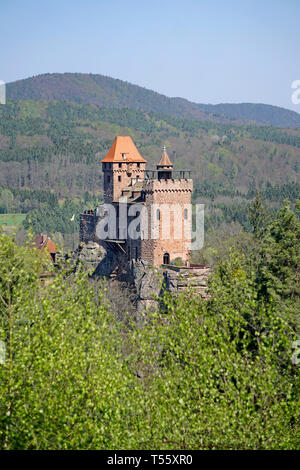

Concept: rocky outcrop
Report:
left=163, top=265, right=211, bottom=299
left=129, top=260, right=211, bottom=312
left=74, top=244, right=211, bottom=312
left=73, top=241, right=107, bottom=271
left=130, top=259, right=163, bottom=312
left=93, top=248, right=118, bottom=278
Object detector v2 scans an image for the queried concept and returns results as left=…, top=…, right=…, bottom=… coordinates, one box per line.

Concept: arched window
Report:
left=163, top=253, right=170, bottom=265
left=157, top=209, right=160, bottom=220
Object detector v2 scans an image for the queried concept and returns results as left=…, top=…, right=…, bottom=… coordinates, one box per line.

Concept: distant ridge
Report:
left=199, top=102, right=300, bottom=128
left=6, top=73, right=300, bottom=128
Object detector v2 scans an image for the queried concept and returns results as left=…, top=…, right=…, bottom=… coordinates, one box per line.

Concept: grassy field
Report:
left=0, top=214, right=26, bottom=227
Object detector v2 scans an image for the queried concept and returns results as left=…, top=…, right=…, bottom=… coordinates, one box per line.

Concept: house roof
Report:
left=157, top=146, right=173, bottom=167
left=101, top=136, right=147, bottom=163
left=32, top=233, right=57, bottom=254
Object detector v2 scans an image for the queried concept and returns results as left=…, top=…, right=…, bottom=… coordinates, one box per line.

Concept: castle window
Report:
left=122, top=153, right=127, bottom=161
left=184, top=208, right=188, bottom=220
left=118, top=175, right=121, bottom=182
left=157, top=209, right=160, bottom=220
left=118, top=163, right=122, bottom=168
left=137, top=163, right=140, bottom=168
left=163, top=253, right=170, bottom=265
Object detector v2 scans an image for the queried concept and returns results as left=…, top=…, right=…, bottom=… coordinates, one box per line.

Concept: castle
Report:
left=80, top=136, right=193, bottom=267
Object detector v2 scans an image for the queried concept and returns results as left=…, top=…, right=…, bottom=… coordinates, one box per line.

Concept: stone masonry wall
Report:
left=141, top=178, right=193, bottom=266
left=79, top=214, right=99, bottom=244
left=103, top=162, right=146, bottom=203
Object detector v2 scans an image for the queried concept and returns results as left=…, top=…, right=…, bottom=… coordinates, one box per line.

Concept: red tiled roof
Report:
left=32, top=233, right=57, bottom=254
left=101, top=136, right=147, bottom=163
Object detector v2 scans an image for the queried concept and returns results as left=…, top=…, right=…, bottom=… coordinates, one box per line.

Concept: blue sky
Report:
left=1, top=0, right=299, bottom=111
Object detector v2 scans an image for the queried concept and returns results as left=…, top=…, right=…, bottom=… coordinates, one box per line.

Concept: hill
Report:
left=200, top=102, right=300, bottom=128
left=0, top=98, right=299, bottom=241
left=7, top=73, right=300, bottom=128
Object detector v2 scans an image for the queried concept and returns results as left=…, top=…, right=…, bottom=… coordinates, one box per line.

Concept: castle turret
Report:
left=101, top=136, right=147, bottom=203
left=140, top=147, right=193, bottom=266
left=157, top=146, right=173, bottom=180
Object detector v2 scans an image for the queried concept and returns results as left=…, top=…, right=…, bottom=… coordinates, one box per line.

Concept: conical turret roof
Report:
left=157, top=146, right=173, bottom=167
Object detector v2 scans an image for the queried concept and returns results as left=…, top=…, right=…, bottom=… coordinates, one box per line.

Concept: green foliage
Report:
left=255, top=200, right=300, bottom=333
left=192, top=225, right=256, bottom=266
left=129, top=258, right=299, bottom=449
left=0, top=226, right=299, bottom=449
left=0, top=214, right=26, bottom=228
left=248, top=193, right=269, bottom=237
left=0, top=189, right=13, bottom=214
left=0, top=235, right=142, bottom=449
left=22, top=193, right=102, bottom=235
left=1, top=98, right=299, bottom=236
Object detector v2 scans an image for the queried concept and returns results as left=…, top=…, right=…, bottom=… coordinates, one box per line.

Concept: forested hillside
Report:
left=0, top=99, right=299, bottom=240
left=7, top=73, right=300, bottom=127
left=200, top=102, right=300, bottom=128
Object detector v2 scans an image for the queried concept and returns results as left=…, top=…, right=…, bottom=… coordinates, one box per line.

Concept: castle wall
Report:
left=142, top=179, right=193, bottom=266
left=79, top=214, right=99, bottom=244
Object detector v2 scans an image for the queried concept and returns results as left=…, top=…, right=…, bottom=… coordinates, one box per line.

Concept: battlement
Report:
left=143, top=178, right=193, bottom=193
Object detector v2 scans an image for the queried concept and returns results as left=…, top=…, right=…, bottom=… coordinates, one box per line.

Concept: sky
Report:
left=1, top=0, right=300, bottom=112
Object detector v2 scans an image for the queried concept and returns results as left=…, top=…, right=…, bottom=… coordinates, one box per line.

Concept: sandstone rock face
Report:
left=93, top=248, right=118, bottom=278
left=130, top=259, right=162, bottom=312
left=163, top=266, right=211, bottom=299
left=74, top=243, right=211, bottom=313
left=75, top=241, right=106, bottom=270
left=75, top=240, right=130, bottom=280
left=130, top=262, right=211, bottom=312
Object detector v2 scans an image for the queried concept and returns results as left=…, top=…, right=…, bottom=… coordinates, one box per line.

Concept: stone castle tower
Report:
left=101, top=136, right=147, bottom=203
left=80, top=136, right=193, bottom=267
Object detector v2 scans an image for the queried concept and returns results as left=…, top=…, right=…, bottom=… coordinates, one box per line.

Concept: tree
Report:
left=248, top=193, right=269, bottom=238
left=255, top=200, right=300, bottom=333
left=0, top=234, right=142, bottom=449
left=129, top=260, right=299, bottom=449
left=0, top=231, right=299, bottom=449
left=0, top=189, right=14, bottom=214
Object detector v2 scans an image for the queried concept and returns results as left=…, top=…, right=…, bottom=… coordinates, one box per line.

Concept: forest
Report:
left=2, top=0, right=300, bottom=453
left=0, top=197, right=299, bottom=449
left=0, top=99, right=300, bottom=245
left=0, top=81, right=299, bottom=451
